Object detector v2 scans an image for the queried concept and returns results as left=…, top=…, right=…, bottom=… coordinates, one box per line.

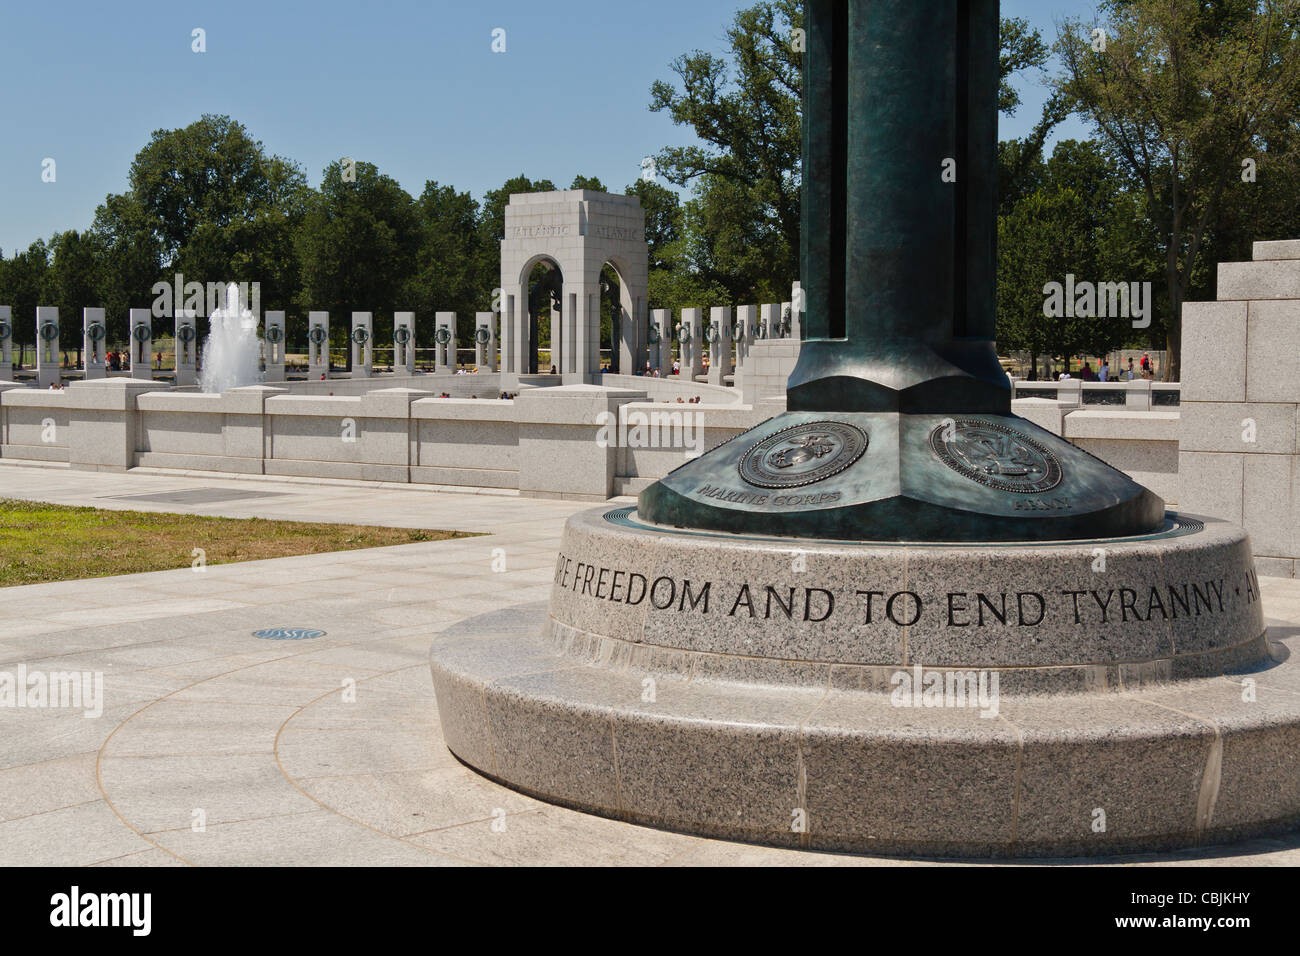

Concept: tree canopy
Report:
left=1056, top=0, right=1300, bottom=378
left=7, top=1, right=1300, bottom=379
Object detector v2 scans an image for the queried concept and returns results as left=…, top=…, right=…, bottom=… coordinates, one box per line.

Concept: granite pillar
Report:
left=36, top=307, right=60, bottom=388
left=82, top=308, right=107, bottom=380
left=0, top=305, right=12, bottom=381
left=350, top=312, right=373, bottom=377
left=435, top=312, right=456, bottom=373
left=475, top=312, right=496, bottom=371
left=308, top=312, right=329, bottom=379
left=678, top=308, right=703, bottom=381
left=263, top=311, right=286, bottom=382
left=174, top=311, right=198, bottom=387
left=707, top=305, right=734, bottom=386
left=128, top=309, right=152, bottom=380
left=394, top=311, right=415, bottom=374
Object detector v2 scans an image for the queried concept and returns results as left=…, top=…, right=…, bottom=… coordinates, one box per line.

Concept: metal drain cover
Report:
left=252, top=627, right=326, bottom=640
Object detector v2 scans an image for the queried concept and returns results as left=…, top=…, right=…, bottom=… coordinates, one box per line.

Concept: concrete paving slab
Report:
left=1, top=463, right=1297, bottom=865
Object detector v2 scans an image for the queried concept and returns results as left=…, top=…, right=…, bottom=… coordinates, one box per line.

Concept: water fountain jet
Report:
left=198, top=283, right=263, bottom=393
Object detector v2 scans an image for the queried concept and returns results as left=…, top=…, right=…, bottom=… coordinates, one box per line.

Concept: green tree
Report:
left=295, top=159, right=421, bottom=365
left=625, top=179, right=682, bottom=271
left=1056, top=0, right=1300, bottom=379
left=1192, top=122, right=1300, bottom=302
left=649, top=1, right=803, bottom=300
left=474, top=174, right=558, bottom=304
left=680, top=173, right=790, bottom=303
left=652, top=4, right=1066, bottom=306
left=476, top=175, right=558, bottom=250
left=45, top=230, right=104, bottom=363
left=621, top=179, right=732, bottom=316
left=128, top=115, right=306, bottom=283
left=999, top=16, right=1051, bottom=116
left=406, top=181, right=482, bottom=343
left=220, top=156, right=310, bottom=320
left=997, top=141, right=1160, bottom=375
left=0, top=241, right=50, bottom=366
left=89, top=192, right=164, bottom=342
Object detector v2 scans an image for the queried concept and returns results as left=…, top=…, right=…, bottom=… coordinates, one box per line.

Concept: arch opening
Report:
left=526, top=259, right=563, bottom=375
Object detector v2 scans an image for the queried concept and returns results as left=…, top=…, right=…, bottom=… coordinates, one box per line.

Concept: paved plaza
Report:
left=1, top=459, right=1298, bottom=866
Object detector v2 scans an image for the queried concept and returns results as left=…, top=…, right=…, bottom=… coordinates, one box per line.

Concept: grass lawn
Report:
left=0, top=498, right=472, bottom=588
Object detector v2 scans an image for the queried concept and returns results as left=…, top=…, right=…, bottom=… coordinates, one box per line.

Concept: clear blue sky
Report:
left=0, top=0, right=1100, bottom=256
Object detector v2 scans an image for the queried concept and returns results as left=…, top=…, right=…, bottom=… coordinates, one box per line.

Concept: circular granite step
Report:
left=546, top=508, right=1267, bottom=691
left=428, top=508, right=1300, bottom=858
